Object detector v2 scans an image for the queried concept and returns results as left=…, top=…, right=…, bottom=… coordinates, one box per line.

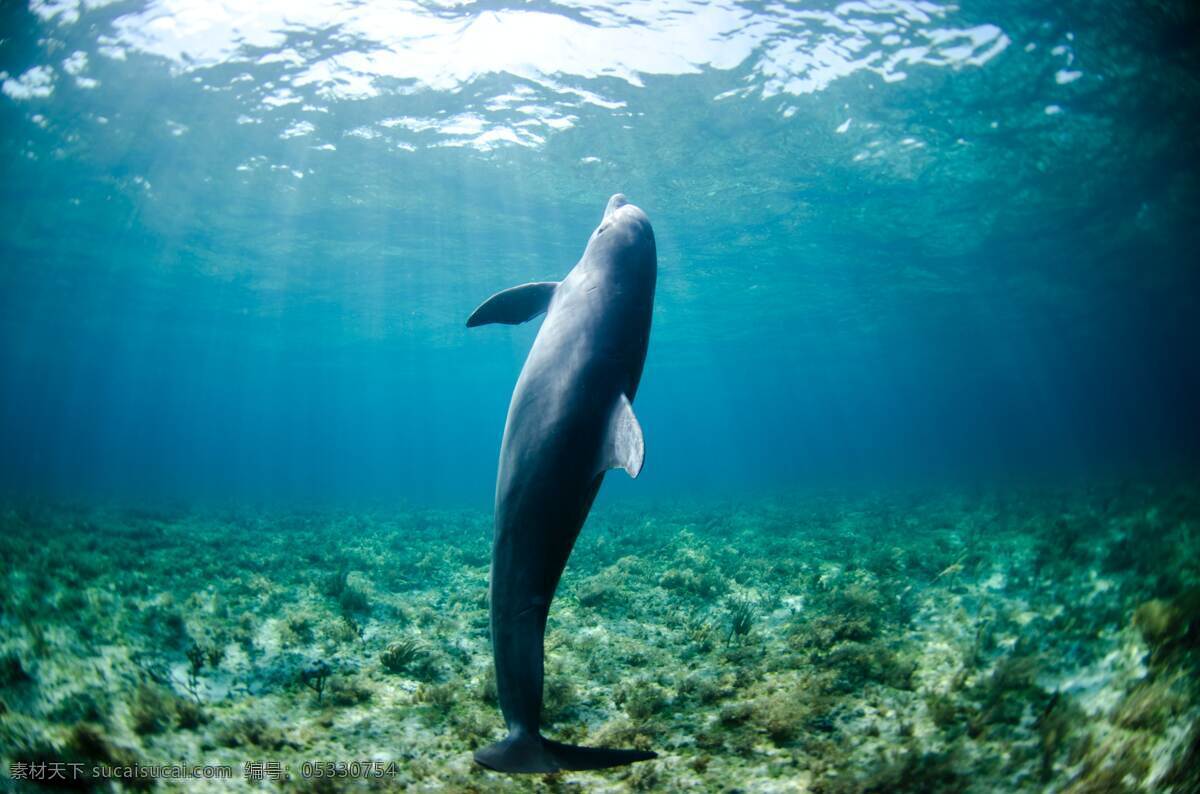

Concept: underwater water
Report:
left=1, top=0, right=1199, bottom=790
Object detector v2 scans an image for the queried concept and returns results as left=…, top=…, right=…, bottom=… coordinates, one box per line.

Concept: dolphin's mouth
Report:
left=603, top=193, right=629, bottom=221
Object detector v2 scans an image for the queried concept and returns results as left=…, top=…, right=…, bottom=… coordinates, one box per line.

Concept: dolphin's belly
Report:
left=499, top=281, right=624, bottom=481
left=489, top=296, right=629, bottom=609
left=496, top=340, right=612, bottom=515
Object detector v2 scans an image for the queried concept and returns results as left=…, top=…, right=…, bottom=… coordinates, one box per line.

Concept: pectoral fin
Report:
left=466, top=282, right=559, bottom=327
left=599, top=393, right=644, bottom=478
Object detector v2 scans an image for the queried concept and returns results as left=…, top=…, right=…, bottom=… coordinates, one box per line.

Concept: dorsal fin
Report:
left=598, top=393, right=644, bottom=478
left=466, top=282, right=559, bottom=327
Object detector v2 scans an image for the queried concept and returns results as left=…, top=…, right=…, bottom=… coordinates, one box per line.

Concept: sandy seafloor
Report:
left=1, top=481, right=1198, bottom=792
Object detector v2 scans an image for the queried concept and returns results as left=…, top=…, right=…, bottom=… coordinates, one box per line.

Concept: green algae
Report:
left=379, top=639, right=435, bottom=681
left=0, top=483, right=1197, bottom=791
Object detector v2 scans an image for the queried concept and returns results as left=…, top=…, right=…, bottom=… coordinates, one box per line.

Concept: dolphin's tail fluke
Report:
left=474, top=733, right=656, bottom=773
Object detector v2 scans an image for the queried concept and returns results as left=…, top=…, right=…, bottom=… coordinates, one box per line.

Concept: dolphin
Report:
left=466, top=194, right=657, bottom=773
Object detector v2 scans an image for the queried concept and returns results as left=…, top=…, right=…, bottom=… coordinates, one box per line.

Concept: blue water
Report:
left=1, top=0, right=1197, bottom=505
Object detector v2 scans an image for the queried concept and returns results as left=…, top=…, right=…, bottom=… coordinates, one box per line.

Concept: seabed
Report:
left=1, top=480, right=1198, bottom=792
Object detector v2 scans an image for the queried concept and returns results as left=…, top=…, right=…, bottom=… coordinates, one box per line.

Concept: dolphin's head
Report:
left=603, top=193, right=629, bottom=221
left=588, top=194, right=655, bottom=279
left=595, top=193, right=651, bottom=238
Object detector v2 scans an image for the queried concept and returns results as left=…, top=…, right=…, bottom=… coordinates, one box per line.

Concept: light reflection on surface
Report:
left=17, top=0, right=1009, bottom=150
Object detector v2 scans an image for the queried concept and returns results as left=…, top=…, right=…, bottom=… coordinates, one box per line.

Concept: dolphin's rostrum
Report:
left=466, top=194, right=657, bottom=773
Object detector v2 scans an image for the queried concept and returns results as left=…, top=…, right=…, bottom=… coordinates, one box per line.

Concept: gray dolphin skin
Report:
left=465, top=194, right=657, bottom=773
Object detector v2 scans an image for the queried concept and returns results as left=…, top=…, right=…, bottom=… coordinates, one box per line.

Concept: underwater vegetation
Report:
left=0, top=481, right=1198, bottom=791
